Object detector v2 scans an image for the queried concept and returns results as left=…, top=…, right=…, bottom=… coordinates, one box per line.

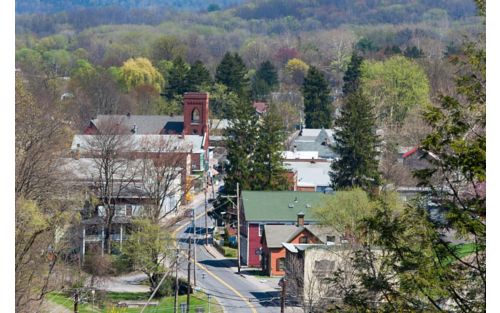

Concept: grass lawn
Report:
left=223, top=246, right=237, bottom=258
left=48, top=291, right=222, bottom=313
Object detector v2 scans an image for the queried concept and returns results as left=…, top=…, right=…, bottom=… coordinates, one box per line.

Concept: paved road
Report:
left=174, top=196, right=282, bottom=313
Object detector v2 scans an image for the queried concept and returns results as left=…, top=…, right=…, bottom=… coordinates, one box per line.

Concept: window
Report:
left=326, top=235, right=336, bottom=243
left=276, top=257, right=286, bottom=272
left=126, top=205, right=133, bottom=216
left=191, top=108, right=200, bottom=123
left=299, top=236, right=308, bottom=244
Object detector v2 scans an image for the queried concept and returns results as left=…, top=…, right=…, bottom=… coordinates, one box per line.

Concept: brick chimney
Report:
left=297, top=211, right=305, bottom=227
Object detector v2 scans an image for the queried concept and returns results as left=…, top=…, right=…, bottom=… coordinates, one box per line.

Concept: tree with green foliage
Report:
left=215, top=52, right=250, bottom=99
left=186, top=60, right=212, bottom=92
left=253, top=108, right=289, bottom=190
left=122, top=219, right=174, bottom=295
left=163, top=56, right=191, bottom=99
left=361, top=55, right=431, bottom=126
left=252, top=60, right=279, bottom=100
left=342, top=53, right=363, bottom=95
left=314, top=188, right=374, bottom=238
left=120, top=57, right=165, bottom=93
left=149, top=35, right=188, bottom=64
left=15, top=48, right=44, bottom=73
left=301, top=66, right=332, bottom=128
left=284, top=58, right=309, bottom=86
left=331, top=53, right=380, bottom=190
left=223, top=98, right=259, bottom=194
left=70, top=59, right=97, bottom=85
left=330, top=89, right=381, bottom=190
left=325, top=3, right=485, bottom=311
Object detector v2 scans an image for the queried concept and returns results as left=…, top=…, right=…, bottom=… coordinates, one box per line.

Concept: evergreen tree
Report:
left=186, top=60, right=211, bottom=91
left=301, top=66, right=332, bottom=128
left=253, top=107, right=289, bottom=190
left=223, top=98, right=259, bottom=194
left=330, top=88, right=380, bottom=189
left=215, top=52, right=250, bottom=99
left=252, top=60, right=279, bottom=100
left=163, top=56, right=190, bottom=99
left=342, top=53, right=363, bottom=95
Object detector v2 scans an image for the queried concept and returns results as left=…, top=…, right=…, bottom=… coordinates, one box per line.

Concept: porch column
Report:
left=120, top=224, right=123, bottom=251
left=82, top=227, right=86, bottom=257
left=101, top=226, right=105, bottom=256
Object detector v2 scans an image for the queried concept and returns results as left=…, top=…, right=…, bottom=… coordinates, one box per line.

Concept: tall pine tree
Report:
left=330, top=53, right=380, bottom=190
left=186, top=60, right=211, bottom=91
left=253, top=106, right=289, bottom=190
left=252, top=60, right=279, bottom=100
left=163, top=56, right=190, bottom=99
left=223, top=98, right=259, bottom=194
left=215, top=52, right=250, bottom=100
left=342, top=53, right=363, bottom=95
left=301, top=66, right=332, bottom=128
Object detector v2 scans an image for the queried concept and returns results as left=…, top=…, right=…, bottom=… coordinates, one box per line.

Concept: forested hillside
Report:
left=16, top=0, right=242, bottom=14
left=15, top=0, right=484, bottom=135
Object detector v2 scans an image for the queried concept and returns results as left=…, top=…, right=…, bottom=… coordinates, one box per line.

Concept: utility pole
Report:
left=205, top=174, right=209, bottom=246
left=192, top=208, right=197, bottom=287
left=73, top=291, right=79, bottom=313
left=174, top=250, right=179, bottom=313
left=236, top=182, right=241, bottom=274
left=221, top=182, right=241, bottom=274
left=186, top=237, right=192, bottom=313
left=207, top=293, right=211, bottom=313
left=91, top=289, right=95, bottom=313
left=280, top=278, right=286, bottom=313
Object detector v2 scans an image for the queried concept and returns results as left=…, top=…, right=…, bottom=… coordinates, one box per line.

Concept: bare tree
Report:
left=84, top=120, right=139, bottom=254
left=137, top=136, right=190, bottom=224
left=15, top=76, right=83, bottom=313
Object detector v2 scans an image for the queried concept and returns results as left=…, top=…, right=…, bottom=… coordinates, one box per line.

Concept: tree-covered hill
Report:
left=15, top=0, right=243, bottom=14
left=235, top=0, right=477, bottom=27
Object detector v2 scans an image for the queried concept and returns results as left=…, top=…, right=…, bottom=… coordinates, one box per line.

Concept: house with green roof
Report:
left=239, top=190, right=326, bottom=267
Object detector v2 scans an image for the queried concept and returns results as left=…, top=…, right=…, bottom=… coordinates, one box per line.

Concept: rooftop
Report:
left=284, top=161, right=331, bottom=187
left=241, top=191, right=325, bottom=222
left=263, top=224, right=336, bottom=248
left=291, top=128, right=337, bottom=159
left=91, top=114, right=184, bottom=135
left=71, top=134, right=204, bottom=153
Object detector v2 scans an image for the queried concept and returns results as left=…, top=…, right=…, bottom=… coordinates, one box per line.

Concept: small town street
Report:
left=173, top=193, right=286, bottom=313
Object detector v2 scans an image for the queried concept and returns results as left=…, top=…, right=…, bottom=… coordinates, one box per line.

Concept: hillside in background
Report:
left=15, top=0, right=243, bottom=14
left=235, top=0, right=477, bottom=27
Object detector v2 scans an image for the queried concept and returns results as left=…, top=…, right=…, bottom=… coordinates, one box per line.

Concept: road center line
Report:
left=172, top=210, right=258, bottom=313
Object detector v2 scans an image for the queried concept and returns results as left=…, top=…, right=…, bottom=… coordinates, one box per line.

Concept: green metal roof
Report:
left=241, top=191, right=325, bottom=222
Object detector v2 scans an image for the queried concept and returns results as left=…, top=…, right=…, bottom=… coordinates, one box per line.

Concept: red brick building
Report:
left=239, top=191, right=326, bottom=268
left=261, top=217, right=335, bottom=276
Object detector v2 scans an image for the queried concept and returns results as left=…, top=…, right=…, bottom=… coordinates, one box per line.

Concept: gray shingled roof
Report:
left=71, top=134, right=204, bottom=153
left=263, top=225, right=298, bottom=248
left=292, top=128, right=337, bottom=159
left=92, top=115, right=184, bottom=134
left=263, top=224, right=337, bottom=248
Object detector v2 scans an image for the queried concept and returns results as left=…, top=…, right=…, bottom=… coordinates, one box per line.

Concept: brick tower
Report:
left=183, top=92, right=209, bottom=144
